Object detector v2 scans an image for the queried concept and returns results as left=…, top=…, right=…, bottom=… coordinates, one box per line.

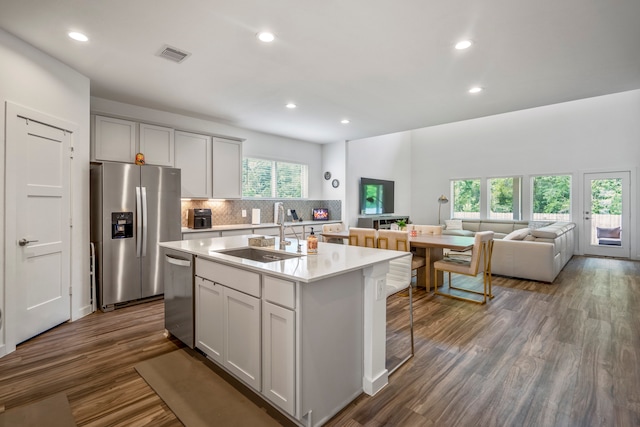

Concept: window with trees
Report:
left=531, top=175, right=571, bottom=221
left=242, top=157, right=308, bottom=198
left=452, top=179, right=481, bottom=219
left=488, top=177, right=522, bottom=220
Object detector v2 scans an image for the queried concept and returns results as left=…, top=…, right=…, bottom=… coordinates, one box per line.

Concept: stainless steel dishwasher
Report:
left=163, top=248, right=194, bottom=348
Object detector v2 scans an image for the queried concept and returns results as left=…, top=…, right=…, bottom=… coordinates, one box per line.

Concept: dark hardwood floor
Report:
left=1, top=256, right=639, bottom=426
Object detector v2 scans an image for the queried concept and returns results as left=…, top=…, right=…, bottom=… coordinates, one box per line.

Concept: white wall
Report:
left=410, top=90, right=640, bottom=258
left=322, top=141, right=347, bottom=218
left=91, top=98, right=324, bottom=199
left=345, top=132, right=412, bottom=228
left=0, top=29, right=91, bottom=355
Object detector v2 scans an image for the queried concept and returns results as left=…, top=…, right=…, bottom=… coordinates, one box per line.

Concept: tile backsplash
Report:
left=181, top=199, right=342, bottom=227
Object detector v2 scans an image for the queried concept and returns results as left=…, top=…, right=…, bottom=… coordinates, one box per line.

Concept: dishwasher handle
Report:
left=165, top=254, right=192, bottom=268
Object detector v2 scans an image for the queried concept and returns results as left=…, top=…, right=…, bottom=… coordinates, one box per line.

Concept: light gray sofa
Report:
left=442, top=219, right=576, bottom=283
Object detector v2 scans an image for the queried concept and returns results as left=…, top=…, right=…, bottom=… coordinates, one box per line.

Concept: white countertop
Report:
left=181, top=220, right=340, bottom=234
left=160, top=234, right=406, bottom=283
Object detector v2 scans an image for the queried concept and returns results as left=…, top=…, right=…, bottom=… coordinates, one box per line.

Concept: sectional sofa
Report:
left=441, top=219, right=576, bottom=283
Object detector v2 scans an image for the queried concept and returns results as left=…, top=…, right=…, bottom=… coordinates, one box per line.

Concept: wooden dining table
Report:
left=320, top=230, right=475, bottom=291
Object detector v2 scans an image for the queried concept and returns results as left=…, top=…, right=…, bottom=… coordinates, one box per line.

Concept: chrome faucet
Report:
left=277, top=204, right=289, bottom=250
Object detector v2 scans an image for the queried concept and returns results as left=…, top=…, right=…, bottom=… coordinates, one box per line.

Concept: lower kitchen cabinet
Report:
left=262, top=301, right=295, bottom=415
left=195, top=259, right=261, bottom=392
left=195, top=277, right=224, bottom=363
left=223, top=286, right=261, bottom=391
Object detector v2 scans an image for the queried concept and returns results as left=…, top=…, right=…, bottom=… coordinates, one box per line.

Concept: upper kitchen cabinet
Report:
left=175, top=131, right=212, bottom=198
left=139, top=123, right=175, bottom=167
left=92, top=115, right=137, bottom=163
left=212, top=138, right=242, bottom=199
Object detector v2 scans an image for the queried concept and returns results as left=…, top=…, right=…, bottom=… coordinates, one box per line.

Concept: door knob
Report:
left=18, top=238, right=38, bottom=246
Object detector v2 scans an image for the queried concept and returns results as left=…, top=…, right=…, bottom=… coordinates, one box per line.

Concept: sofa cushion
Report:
left=445, top=219, right=463, bottom=230
left=481, top=222, right=515, bottom=234
left=531, top=226, right=563, bottom=239
left=463, top=221, right=481, bottom=232
left=529, top=221, right=553, bottom=230
left=503, top=228, right=531, bottom=241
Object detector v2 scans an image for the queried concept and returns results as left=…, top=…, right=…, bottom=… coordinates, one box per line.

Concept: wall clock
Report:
left=332, top=179, right=340, bottom=188
left=324, top=171, right=332, bottom=180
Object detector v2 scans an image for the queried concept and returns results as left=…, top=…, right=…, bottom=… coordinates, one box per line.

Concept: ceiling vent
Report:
left=157, top=45, right=191, bottom=63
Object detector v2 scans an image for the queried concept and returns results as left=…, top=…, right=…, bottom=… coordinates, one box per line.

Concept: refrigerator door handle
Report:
left=136, top=186, right=143, bottom=257
left=142, top=186, right=148, bottom=257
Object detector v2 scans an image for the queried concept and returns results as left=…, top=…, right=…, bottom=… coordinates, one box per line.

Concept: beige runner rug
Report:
left=0, top=392, right=76, bottom=427
left=135, top=349, right=281, bottom=427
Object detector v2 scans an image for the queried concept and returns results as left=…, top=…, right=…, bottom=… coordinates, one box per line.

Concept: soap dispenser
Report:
left=307, top=227, right=318, bottom=254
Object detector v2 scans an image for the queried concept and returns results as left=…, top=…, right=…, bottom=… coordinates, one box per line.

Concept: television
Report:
left=359, top=177, right=395, bottom=215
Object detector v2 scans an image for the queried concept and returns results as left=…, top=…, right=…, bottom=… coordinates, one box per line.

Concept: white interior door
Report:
left=582, top=171, right=630, bottom=258
left=6, top=104, right=72, bottom=345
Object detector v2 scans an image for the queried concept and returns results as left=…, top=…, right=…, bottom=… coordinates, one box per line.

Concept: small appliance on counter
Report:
left=188, top=208, right=212, bottom=229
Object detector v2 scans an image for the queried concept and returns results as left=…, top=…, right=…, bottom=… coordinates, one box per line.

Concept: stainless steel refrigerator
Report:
left=90, top=162, right=181, bottom=311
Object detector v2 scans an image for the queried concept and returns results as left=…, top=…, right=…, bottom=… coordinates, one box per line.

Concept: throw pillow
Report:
left=445, top=219, right=463, bottom=230
left=596, top=226, right=621, bottom=238
left=503, top=228, right=531, bottom=241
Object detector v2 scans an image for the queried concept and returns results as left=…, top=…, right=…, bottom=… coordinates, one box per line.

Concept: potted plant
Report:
left=396, top=219, right=407, bottom=231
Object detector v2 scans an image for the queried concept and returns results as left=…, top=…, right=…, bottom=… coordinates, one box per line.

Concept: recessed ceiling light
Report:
left=286, top=103, right=297, bottom=109
left=257, top=32, right=275, bottom=43
left=68, top=31, right=88, bottom=42
left=341, top=119, right=350, bottom=124
left=455, top=40, right=472, bottom=50
left=469, top=87, right=483, bottom=94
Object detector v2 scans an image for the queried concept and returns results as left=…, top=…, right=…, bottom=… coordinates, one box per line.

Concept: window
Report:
left=452, top=179, right=480, bottom=219
left=531, top=175, right=571, bottom=221
left=242, top=158, right=308, bottom=198
left=488, top=177, right=521, bottom=220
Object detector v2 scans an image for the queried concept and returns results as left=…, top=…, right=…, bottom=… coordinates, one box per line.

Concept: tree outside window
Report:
left=489, top=177, right=521, bottom=220
left=452, top=179, right=480, bottom=219
left=532, top=175, right=571, bottom=221
left=242, top=158, right=308, bottom=198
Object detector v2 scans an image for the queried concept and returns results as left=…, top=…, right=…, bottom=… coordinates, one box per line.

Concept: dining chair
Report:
left=433, top=231, right=494, bottom=304
left=348, top=227, right=377, bottom=248
left=321, top=223, right=344, bottom=243
left=377, top=230, right=415, bottom=373
left=378, top=229, right=426, bottom=284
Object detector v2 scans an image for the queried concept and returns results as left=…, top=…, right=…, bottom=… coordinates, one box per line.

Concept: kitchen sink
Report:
left=218, top=247, right=302, bottom=263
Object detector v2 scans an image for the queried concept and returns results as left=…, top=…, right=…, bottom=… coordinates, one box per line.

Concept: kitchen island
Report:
left=160, top=235, right=405, bottom=427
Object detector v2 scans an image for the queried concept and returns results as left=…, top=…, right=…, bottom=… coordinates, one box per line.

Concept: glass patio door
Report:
left=583, top=172, right=630, bottom=258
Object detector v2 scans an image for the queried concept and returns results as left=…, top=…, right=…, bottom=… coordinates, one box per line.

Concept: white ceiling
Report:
left=1, top=0, right=639, bottom=144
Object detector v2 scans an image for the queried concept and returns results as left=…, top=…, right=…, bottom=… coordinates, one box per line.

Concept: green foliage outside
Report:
left=490, top=177, right=514, bottom=213
left=242, top=158, right=306, bottom=198
left=533, top=175, right=571, bottom=215
left=453, top=179, right=480, bottom=213
left=591, top=178, right=622, bottom=214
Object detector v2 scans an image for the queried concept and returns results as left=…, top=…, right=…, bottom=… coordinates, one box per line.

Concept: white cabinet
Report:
left=262, top=276, right=295, bottom=415
left=139, top=123, right=174, bottom=166
left=92, top=115, right=175, bottom=166
left=195, top=258, right=261, bottom=391
left=262, top=301, right=295, bottom=415
left=92, top=115, right=137, bottom=163
left=175, top=131, right=212, bottom=198
left=195, top=277, right=223, bottom=363
left=212, top=138, right=242, bottom=199
left=223, top=286, right=261, bottom=391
